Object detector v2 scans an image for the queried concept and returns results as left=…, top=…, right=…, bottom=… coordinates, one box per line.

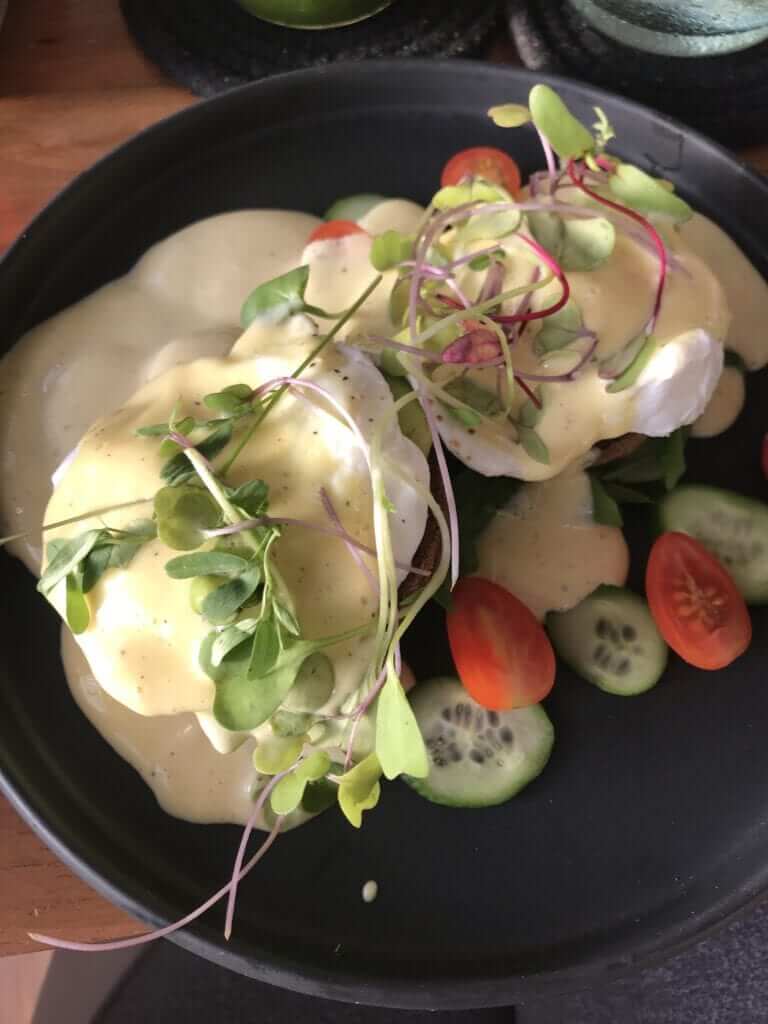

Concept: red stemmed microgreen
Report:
left=203, top=510, right=428, bottom=578
left=30, top=813, right=284, bottom=953
left=567, top=159, right=668, bottom=333
left=441, top=326, right=502, bottom=365
left=477, top=259, right=505, bottom=304
left=491, top=233, right=570, bottom=324
left=320, top=486, right=379, bottom=595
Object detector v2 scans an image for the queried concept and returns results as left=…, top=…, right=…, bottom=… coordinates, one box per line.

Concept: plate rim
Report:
left=1, top=57, right=767, bottom=1009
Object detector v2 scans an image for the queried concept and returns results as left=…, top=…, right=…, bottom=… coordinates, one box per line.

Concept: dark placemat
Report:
left=91, top=900, right=768, bottom=1022
left=517, top=899, right=768, bottom=1023
left=93, top=940, right=515, bottom=1022
left=120, top=0, right=501, bottom=97
left=507, top=0, right=768, bottom=147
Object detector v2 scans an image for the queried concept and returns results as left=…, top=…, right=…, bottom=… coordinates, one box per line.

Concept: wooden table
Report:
left=1, top=0, right=768, bottom=959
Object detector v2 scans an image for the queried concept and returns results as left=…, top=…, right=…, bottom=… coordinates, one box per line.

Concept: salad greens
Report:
left=589, top=427, right=690, bottom=526
left=38, top=520, right=156, bottom=633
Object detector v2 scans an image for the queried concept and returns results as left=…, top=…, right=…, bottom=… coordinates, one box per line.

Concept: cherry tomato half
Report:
left=440, top=146, right=522, bottom=195
left=646, top=532, right=751, bottom=671
left=762, top=434, right=768, bottom=480
left=307, top=220, right=368, bottom=245
left=446, top=577, right=556, bottom=710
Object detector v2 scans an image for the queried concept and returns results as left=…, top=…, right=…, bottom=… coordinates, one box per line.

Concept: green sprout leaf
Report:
left=559, top=217, right=615, bottom=272
left=375, top=672, right=428, bottom=781
left=609, top=164, right=692, bottom=222
left=253, top=734, right=305, bottom=776
left=527, top=210, right=565, bottom=258
left=271, top=709, right=313, bottom=738
left=606, top=335, right=658, bottom=394
left=160, top=420, right=234, bottom=486
left=385, top=375, right=432, bottom=456
left=659, top=426, right=688, bottom=490
left=203, top=383, right=253, bottom=416
left=165, top=551, right=250, bottom=579
left=240, top=265, right=311, bottom=328
left=205, top=637, right=325, bottom=732
left=464, top=208, right=521, bottom=244
left=110, top=518, right=157, bottom=547
left=443, top=377, right=503, bottom=421
left=443, top=403, right=482, bottom=428
left=432, top=180, right=500, bottom=211
left=589, top=474, right=623, bottom=528
left=302, top=777, right=338, bottom=814
left=530, top=198, right=615, bottom=274
left=225, top=479, right=269, bottom=518
left=270, top=751, right=331, bottom=816
left=529, top=83, right=594, bottom=160
left=599, top=332, right=647, bottom=380
left=79, top=545, right=113, bottom=594
left=387, top=278, right=411, bottom=333
left=432, top=180, right=520, bottom=240
left=136, top=416, right=196, bottom=438
left=488, top=103, right=531, bottom=128
left=518, top=388, right=544, bottom=428
left=200, top=564, right=263, bottom=625
left=43, top=520, right=156, bottom=598
left=370, top=230, right=413, bottom=272
left=282, top=652, right=335, bottom=712
left=154, top=485, right=221, bottom=551
left=535, top=298, right=583, bottom=354
left=248, top=617, right=280, bottom=679
left=518, top=424, right=550, bottom=465
left=272, top=601, right=300, bottom=637
left=65, top=574, right=90, bottom=634
left=468, top=250, right=504, bottom=272
left=38, top=529, right=103, bottom=595
left=337, top=752, right=382, bottom=828
left=592, top=106, right=615, bottom=150
left=211, top=620, right=257, bottom=666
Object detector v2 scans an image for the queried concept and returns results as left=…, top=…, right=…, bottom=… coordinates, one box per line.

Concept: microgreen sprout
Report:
left=0, top=497, right=153, bottom=550
left=38, top=519, right=156, bottom=632
left=320, top=487, right=379, bottom=595
left=567, top=161, right=668, bottom=335
left=222, top=274, right=382, bottom=476
left=30, top=802, right=285, bottom=953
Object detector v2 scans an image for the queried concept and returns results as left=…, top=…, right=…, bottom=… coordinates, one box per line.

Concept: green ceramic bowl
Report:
left=236, top=0, right=393, bottom=29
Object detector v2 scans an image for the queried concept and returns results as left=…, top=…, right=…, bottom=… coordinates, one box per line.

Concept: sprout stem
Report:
left=567, top=160, right=667, bottom=333
left=221, top=275, right=382, bottom=475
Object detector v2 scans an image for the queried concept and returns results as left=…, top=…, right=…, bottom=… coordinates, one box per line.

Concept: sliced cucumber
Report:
left=658, top=484, right=768, bottom=604
left=324, top=193, right=385, bottom=222
left=405, top=677, right=553, bottom=808
left=547, top=586, right=667, bottom=696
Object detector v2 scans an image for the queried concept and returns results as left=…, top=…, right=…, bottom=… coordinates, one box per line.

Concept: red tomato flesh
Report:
left=307, top=220, right=367, bottom=244
left=446, top=577, right=555, bottom=710
left=440, top=146, right=522, bottom=195
left=646, top=532, right=751, bottom=671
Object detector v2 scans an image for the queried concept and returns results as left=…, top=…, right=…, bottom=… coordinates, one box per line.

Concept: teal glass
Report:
left=236, top=0, right=393, bottom=29
left=569, top=0, right=768, bottom=55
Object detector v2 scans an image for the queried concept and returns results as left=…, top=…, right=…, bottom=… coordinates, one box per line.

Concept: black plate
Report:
left=1, top=61, right=767, bottom=1011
